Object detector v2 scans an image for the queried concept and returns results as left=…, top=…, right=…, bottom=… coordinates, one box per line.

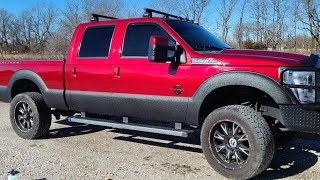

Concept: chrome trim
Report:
left=191, top=58, right=223, bottom=65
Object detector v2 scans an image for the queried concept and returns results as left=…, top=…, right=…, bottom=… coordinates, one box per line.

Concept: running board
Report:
left=68, top=116, right=194, bottom=138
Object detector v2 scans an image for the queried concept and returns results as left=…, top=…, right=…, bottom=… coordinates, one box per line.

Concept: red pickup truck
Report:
left=1, top=8, right=319, bottom=179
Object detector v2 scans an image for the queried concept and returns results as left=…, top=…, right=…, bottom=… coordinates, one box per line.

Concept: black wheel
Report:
left=10, top=92, right=51, bottom=139
left=201, top=105, right=274, bottom=179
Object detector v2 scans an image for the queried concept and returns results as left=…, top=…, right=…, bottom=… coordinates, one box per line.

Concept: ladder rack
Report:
left=143, top=8, right=193, bottom=22
left=91, top=14, right=118, bottom=22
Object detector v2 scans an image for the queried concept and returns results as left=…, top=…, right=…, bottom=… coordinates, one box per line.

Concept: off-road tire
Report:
left=201, top=105, right=274, bottom=179
left=10, top=92, right=51, bottom=139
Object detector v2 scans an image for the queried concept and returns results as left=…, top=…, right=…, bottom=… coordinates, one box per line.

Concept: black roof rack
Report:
left=91, top=14, right=117, bottom=22
left=143, top=8, right=193, bottom=22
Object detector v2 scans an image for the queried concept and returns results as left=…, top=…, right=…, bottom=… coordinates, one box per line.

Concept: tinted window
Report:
left=122, top=24, right=175, bottom=57
left=166, top=20, right=230, bottom=51
left=78, top=26, right=114, bottom=58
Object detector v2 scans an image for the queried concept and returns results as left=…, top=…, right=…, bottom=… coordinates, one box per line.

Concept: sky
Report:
left=0, top=0, right=228, bottom=35
left=0, top=0, right=299, bottom=41
left=0, top=0, right=64, bottom=13
left=0, top=0, right=149, bottom=14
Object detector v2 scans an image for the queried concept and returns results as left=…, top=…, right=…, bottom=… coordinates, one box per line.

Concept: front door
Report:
left=113, top=22, right=190, bottom=122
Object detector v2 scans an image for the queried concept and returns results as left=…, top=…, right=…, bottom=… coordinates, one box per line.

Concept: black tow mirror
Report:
left=148, top=36, right=169, bottom=63
left=148, top=36, right=184, bottom=63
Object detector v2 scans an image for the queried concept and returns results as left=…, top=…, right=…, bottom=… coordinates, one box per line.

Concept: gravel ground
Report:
left=1, top=102, right=320, bottom=180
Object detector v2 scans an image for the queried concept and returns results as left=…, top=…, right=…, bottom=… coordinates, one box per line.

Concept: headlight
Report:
left=283, top=71, right=315, bottom=86
left=289, top=88, right=315, bottom=104
left=281, top=69, right=316, bottom=104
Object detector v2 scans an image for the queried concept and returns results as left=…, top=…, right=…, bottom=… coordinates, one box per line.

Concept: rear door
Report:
left=112, top=22, right=190, bottom=122
left=66, top=25, right=116, bottom=114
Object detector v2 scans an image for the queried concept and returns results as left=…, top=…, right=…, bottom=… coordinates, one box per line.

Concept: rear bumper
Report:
left=280, top=105, right=320, bottom=133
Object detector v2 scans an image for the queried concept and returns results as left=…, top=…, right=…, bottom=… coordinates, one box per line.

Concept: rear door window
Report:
left=78, top=26, right=115, bottom=58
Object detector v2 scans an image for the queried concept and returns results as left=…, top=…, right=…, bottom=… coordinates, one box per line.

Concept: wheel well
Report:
left=11, top=79, right=41, bottom=99
left=198, top=86, right=277, bottom=126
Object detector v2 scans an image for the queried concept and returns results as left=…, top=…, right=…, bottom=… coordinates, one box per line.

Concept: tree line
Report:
left=0, top=0, right=319, bottom=59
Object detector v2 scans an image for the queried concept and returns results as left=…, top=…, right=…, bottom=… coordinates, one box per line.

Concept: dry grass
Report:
left=286, top=49, right=319, bottom=55
left=1, top=53, right=65, bottom=60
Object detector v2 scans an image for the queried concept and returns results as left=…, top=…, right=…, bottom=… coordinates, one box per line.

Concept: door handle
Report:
left=114, top=67, right=120, bottom=78
left=72, top=67, right=77, bottom=77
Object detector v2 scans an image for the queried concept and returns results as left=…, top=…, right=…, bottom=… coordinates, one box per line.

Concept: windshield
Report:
left=165, top=20, right=231, bottom=51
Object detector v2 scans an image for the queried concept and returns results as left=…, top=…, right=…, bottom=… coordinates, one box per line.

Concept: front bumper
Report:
left=279, top=55, right=320, bottom=133
left=280, top=105, right=320, bottom=133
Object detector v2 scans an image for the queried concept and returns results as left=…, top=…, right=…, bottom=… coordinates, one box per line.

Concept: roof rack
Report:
left=91, top=14, right=118, bottom=22
left=143, top=8, right=193, bottom=22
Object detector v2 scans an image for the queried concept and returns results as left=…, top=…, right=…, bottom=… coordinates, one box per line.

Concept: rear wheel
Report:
left=10, top=92, right=51, bottom=139
left=201, top=105, right=274, bottom=179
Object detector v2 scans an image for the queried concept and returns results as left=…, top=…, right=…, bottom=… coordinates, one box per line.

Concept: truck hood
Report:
left=203, top=49, right=310, bottom=67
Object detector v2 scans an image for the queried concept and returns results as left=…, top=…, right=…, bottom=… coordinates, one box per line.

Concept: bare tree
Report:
left=150, top=0, right=211, bottom=24
left=234, top=0, right=248, bottom=48
left=250, top=0, right=269, bottom=44
left=218, top=0, right=237, bottom=42
left=150, top=0, right=177, bottom=13
left=184, top=0, right=211, bottom=24
left=0, top=9, right=12, bottom=54
left=28, top=1, right=58, bottom=53
left=292, top=0, right=300, bottom=51
left=82, top=0, right=122, bottom=19
left=2, top=0, right=320, bottom=57
left=60, top=0, right=83, bottom=38
left=57, top=0, right=84, bottom=55
left=301, top=0, right=320, bottom=50
left=19, top=10, right=33, bottom=53
left=10, top=17, right=24, bottom=53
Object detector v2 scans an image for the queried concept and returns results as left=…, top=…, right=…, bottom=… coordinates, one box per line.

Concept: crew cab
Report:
left=0, top=8, right=319, bottom=179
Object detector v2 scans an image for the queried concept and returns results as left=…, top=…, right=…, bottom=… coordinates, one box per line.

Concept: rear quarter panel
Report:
left=0, top=60, right=64, bottom=89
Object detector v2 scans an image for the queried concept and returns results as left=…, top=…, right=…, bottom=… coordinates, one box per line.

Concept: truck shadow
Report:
left=47, top=119, right=107, bottom=139
left=112, top=129, right=203, bottom=153
left=113, top=130, right=320, bottom=179
left=47, top=120, right=320, bottom=179
left=253, top=133, right=320, bottom=179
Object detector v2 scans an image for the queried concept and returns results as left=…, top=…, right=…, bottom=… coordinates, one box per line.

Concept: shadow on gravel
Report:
left=45, top=119, right=320, bottom=179
left=47, top=119, right=107, bottom=139
left=113, top=130, right=320, bottom=179
left=112, top=129, right=203, bottom=153
left=253, top=133, right=320, bottom=180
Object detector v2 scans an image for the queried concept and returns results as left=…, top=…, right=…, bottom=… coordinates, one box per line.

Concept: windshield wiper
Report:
left=194, top=45, right=224, bottom=51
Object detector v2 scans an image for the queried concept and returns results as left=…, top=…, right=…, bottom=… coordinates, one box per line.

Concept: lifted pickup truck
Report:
left=1, top=8, right=320, bottom=179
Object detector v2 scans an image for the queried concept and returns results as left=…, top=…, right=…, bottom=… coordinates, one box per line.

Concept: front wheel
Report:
left=201, top=105, right=274, bottom=179
left=10, top=92, right=52, bottom=139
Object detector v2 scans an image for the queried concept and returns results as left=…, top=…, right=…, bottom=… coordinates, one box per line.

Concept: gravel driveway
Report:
left=1, top=102, right=320, bottom=180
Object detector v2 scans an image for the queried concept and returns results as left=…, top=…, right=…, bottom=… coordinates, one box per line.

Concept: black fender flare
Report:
left=7, top=70, right=48, bottom=98
left=6, top=70, right=68, bottom=110
left=185, top=71, right=293, bottom=126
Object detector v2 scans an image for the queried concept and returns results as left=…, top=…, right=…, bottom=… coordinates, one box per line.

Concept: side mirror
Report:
left=148, top=36, right=169, bottom=63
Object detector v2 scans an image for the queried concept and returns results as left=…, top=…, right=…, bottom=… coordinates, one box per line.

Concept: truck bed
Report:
left=0, top=60, right=64, bottom=88
left=0, top=59, right=66, bottom=109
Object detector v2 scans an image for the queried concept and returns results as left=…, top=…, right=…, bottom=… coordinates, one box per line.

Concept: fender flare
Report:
left=185, top=71, right=293, bottom=126
left=7, top=70, right=48, bottom=98
left=6, top=70, right=68, bottom=110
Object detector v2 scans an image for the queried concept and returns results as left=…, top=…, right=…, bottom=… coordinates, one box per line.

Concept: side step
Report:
left=68, top=116, right=194, bottom=138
